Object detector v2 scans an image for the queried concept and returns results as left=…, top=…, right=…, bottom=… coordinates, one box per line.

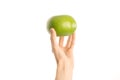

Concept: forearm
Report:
left=55, top=61, right=73, bottom=80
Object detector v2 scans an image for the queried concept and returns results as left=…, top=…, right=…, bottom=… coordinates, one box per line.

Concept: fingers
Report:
left=66, top=33, right=75, bottom=49
left=50, top=28, right=75, bottom=50
left=66, top=35, right=72, bottom=48
left=59, top=36, right=64, bottom=47
left=50, top=28, right=57, bottom=48
left=70, top=32, right=75, bottom=49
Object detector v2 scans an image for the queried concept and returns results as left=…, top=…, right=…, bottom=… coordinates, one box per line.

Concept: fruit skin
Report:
left=47, top=15, right=77, bottom=36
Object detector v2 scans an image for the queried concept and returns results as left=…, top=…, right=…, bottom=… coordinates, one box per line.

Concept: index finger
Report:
left=50, top=28, right=57, bottom=48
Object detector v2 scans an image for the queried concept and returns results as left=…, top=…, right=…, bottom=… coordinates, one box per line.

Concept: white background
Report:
left=0, top=0, right=120, bottom=80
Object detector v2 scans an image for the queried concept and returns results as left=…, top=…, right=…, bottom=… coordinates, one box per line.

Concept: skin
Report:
left=50, top=28, right=75, bottom=80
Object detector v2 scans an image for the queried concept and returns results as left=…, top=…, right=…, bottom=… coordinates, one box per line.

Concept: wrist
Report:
left=56, top=64, right=73, bottom=80
left=55, top=59, right=74, bottom=80
left=57, top=59, right=74, bottom=69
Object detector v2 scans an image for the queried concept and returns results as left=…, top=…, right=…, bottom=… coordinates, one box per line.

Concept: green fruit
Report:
left=47, top=15, right=77, bottom=36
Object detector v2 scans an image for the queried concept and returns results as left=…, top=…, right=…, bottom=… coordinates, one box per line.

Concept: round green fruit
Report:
left=47, top=15, right=77, bottom=36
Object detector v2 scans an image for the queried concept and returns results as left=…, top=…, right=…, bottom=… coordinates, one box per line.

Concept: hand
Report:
left=50, top=28, right=75, bottom=80
left=50, top=28, right=75, bottom=66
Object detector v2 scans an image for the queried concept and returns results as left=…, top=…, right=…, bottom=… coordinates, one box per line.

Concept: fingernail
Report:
left=50, top=28, right=53, bottom=31
left=50, top=28, right=52, bottom=32
left=50, top=29, right=54, bottom=35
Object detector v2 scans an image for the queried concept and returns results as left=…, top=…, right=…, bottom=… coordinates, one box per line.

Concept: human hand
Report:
left=50, top=28, right=75, bottom=66
left=50, top=28, right=75, bottom=80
